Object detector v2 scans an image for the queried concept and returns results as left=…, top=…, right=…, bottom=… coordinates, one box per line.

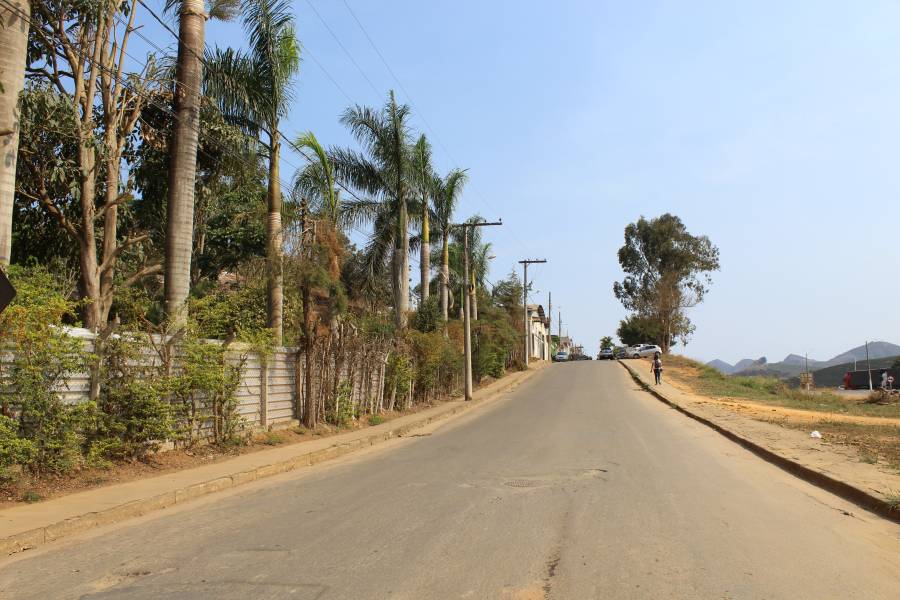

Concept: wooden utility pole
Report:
left=519, top=259, right=546, bottom=367
left=547, top=292, right=551, bottom=361
left=453, top=219, right=502, bottom=400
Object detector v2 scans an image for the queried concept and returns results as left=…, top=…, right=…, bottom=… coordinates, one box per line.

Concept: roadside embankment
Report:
left=0, top=363, right=548, bottom=556
left=619, top=358, right=900, bottom=523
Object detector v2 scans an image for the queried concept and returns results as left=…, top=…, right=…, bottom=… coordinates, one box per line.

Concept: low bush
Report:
left=0, top=265, right=87, bottom=474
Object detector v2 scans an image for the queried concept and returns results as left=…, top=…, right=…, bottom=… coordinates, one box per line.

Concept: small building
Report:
left=527, top=304, right=551, bottom=361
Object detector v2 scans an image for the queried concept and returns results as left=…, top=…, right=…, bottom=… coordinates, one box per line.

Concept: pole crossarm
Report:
left=451, top=220, right=503, bottom=229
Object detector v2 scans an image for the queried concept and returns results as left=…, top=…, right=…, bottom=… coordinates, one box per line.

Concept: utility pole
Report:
left=453, top=219, right=502, bottom=400
left=518, top=259, right=546, bottom=368
left=866, top=340, right=872, bottom=391
left=547, top=292, right=552, bottom=361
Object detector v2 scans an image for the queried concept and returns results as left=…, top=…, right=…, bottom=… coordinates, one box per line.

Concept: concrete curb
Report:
left=1, top=365, right=547, bottom=556
left=618, top=360, right=900, bottom=525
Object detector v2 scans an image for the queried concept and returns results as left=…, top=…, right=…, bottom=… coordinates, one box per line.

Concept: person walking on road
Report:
left=651, top=352, right=663, bottom=385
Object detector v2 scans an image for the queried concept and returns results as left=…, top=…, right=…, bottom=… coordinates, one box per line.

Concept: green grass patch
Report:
left=886, top=492, right=900, bottom=510
left=779, top=420, right=900, bottom=474
left=368, top=415, right=385, bottom=426
left=260, top=432, right=284, bottom=446
left=22, top=490, right=42, bottom=503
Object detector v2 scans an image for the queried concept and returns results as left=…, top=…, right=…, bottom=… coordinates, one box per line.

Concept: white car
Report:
left=554, top=351, right=569, bottom=362
left=630, top=344, right=662, bottom=358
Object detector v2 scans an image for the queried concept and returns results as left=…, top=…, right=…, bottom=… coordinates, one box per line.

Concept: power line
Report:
left=134, top=0, right=511, bottom=275
left=339, top=0, right=532, bottom=256
left=10, top=0, right=500, bottom=293
left=301, top=0, right=384, bottom=101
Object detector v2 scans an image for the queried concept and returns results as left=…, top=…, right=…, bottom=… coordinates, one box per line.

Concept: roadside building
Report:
left=527, top=304, right=551, bottom=361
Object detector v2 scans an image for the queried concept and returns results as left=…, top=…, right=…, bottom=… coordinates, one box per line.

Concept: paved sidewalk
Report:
left=0, top=363, right=548, bottom=555
left=621, top=359, right=900, bottom=520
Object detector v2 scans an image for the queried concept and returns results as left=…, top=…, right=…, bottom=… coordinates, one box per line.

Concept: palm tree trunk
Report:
left=440, top=235, right=449, bottom=321
left=394, top=194, right=409, bottom=330
left=267, top=131, right=284, bottom=344
left=420, top=193, right=429, bottom=301
left=164, top=0, right=205, bottom=327
left=471, top=272, right=478, bottom=320
left=0, top=0, right=30, bottom=265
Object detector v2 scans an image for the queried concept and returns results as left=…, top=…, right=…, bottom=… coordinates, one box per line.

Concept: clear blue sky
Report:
left=134, top=0, right=900, bottom=364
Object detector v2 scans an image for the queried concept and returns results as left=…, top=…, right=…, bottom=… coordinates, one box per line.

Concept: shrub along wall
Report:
left=0, top=266, right=516, bottom=480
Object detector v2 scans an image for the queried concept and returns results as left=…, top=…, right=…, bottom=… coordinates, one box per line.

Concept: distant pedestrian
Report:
left=651, top=352, right=663, bottom=385
left=842, top=371, right=852, bottom=390
left=881, top=371, right=889, bottom=390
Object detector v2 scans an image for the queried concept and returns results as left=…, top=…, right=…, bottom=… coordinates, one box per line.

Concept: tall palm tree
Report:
left=292, top=131, right=337, bottom=221
left=164, top=0, right=239, bottom=327
left=0, top=0, right=31, bottom=265
left=469, top=240, right=492, bottom=320
left=411, top=134, right=433, bottom=302
left=205, top=0, right=300, bottom=345
left=433, top=168, right=467, bottom=320
left=333, top=91, right=414, bottom=330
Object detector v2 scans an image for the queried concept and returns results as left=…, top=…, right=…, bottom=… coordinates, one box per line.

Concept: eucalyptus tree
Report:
left=411, top=134, right=434, bottom=302
left=333, top=91, right=415, bottom=330
left=19, top=0, right=160, bottom=329
left=163, top=0, right=239, bottom=327
left=0, top=0, right=30, bottom=265
left=433, top=168, right=467, bottom=320
left=205, top=0, right=300, bottom=345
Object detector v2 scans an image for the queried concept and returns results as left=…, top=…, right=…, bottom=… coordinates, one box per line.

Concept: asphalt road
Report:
left=2, top=361, right=900, bottom=599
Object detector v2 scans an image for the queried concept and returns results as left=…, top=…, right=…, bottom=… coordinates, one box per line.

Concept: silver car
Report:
left=631, top=344, right=662, bottom=358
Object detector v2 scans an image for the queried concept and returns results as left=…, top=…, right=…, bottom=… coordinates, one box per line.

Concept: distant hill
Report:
left=789, top=355, right=900, bottom=388
left=706, top=359, right=734, bottom=374
left=824, top=342, right=900, bottom=367
left=708, top=343, right=900, bottom=381
left=736, top=362, right=805, bottom=379
left=781, top=354, right=824, bottom=368
left=733, top=358, right=760, bottom=372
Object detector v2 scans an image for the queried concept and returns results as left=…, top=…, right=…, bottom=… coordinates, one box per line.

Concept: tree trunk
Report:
left=440, top=236, right=449, bottom=321
left=471, top=272, right=478, bottom=320
left=164, top=0, right=205, bottom=327
left=267, top=131, right=284, bottom=344
left=0, top=0, right=29, bottom=265
left=394, top=193, right=409, bottom=330
left=78, top=130, right=101, bottom=330
left=420, top=191, right=429, bottom=301
left=302, top=282, right=315, bottom=428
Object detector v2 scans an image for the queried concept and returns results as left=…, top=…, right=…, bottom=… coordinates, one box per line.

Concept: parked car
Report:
left=554, top=351, right=569, bottom=362
left=598, top=347, right=614, bottom=360
left=630, top=344, right=662, bottom=359
left=614, top=347, right=628, bottom=359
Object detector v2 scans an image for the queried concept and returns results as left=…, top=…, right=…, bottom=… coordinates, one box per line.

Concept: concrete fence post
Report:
left=259, top=357, right=269, bottom=430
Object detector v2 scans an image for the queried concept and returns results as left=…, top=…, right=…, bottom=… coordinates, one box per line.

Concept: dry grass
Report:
left=776, top=420, right=900, bottom=473
left=665, top=355, right=900, bottom=419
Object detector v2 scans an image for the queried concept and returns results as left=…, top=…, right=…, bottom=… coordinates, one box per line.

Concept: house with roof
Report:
left=527, top=304, right=551, bottom=361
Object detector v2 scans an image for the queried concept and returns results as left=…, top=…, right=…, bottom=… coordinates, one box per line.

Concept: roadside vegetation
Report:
left=657, top=355, right=900, bottom=474
left=612, top=214, right=720, bottom=353
left=0, top=1, right=528, bottom=501
left=663, top=355, right=900, bottom=419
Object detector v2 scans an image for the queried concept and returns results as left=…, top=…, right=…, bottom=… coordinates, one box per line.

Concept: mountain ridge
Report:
left=707, top=341, right=900, bottom=375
